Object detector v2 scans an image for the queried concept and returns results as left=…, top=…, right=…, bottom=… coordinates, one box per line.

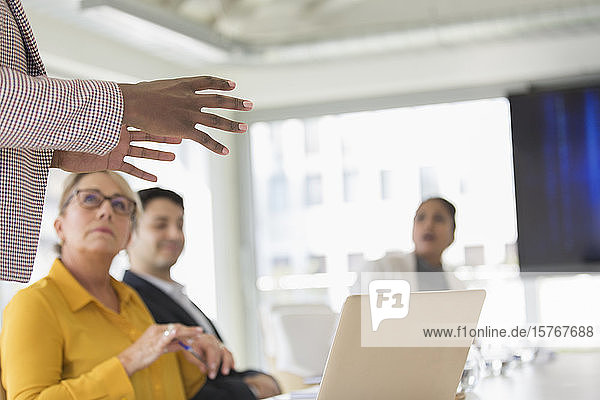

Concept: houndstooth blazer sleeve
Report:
left=0, top=0, right=122, bottom=282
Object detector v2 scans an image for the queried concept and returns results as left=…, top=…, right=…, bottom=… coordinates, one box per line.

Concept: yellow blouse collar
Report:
left=47, top=258, right=134, bottom=312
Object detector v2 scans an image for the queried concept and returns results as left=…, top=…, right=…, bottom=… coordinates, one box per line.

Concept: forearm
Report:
left=117, top=83, right=140, bottom=127
left=49, top=149, right=59, bottom=168
left=0, top=67, right=121, bottom=154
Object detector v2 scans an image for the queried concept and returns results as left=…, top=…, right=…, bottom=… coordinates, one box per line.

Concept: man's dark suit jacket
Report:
left=123, top=270, right=276, bottom=400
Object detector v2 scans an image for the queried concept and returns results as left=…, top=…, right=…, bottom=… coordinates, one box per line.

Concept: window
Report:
left=343, top=170, right=359, bottom=203
left=380, top=170, right=393, bottom=200
left=268, top=174, right=289, bottom=212
left=271, top=256, right=292, bottom=275
left=304, top=118, right=320, bottom=154
left=307, top=254, right=327, bottom=273
left=305, top=175, right=323, bottom=206
left=249, top=98, right=517, bottom=305
left=419, top=166, right=440, bottom=199
left=348, top=253, right=366, bottom=272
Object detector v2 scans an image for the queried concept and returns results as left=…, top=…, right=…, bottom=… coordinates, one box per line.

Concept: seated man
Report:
left=124, top=187, right=281, bottom=400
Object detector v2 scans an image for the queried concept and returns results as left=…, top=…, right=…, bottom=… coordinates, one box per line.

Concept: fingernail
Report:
left=243, top=100, right=253, bottom=109
left=239, top=123, right=248, bottom=132
left=224, top=367, right=230, bottom=375
left=227, top=80, right=236, bottom=89
left=221, top=147, right=229, bottom=155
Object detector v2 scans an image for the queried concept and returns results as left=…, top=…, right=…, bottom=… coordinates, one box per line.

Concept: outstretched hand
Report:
left=118, top=75, right=253, bottom=155
left=51, top=126, right=181, bottom=182
left=52, top=75, right=253, bottom=180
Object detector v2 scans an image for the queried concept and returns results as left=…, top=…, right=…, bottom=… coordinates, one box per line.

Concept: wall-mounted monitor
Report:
left=510, top=85, right=600, bottom=272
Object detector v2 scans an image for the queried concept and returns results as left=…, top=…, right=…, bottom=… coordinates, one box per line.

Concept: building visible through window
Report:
left=305, top=175, right=323, bottom=206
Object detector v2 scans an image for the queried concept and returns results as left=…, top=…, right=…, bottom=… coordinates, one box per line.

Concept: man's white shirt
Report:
left=134, top=271, right=217, bottom=336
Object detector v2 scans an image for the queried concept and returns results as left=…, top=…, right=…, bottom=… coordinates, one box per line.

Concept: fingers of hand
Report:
left=221, top=346, right=234, bottom=375
left=129, top=132, right=183, bottom=144
left=118, top=162, right=157, bottom=182
left=162, top=323, right=177, bottom=338
left=158, top=323, right=189, bottom=354
left=159, top=323, right=201, bottom=352
left=186, top=128, right=228, bottom=155
left=157, top=323, right=177, bottom=351
left=169, top=327, right=213, bottom=377
left=195, top=94, right=253, bottom=111
left=171, top=328, right=204, bottom=351
left=131, top=324, right=172, bottom=368
left=127, top=145, right=176, bottom=161
left=185, top=76, right=236, bottom=91
left=181, top=348, right=208, bottom=373
left=193, top=335, right=222, bottom=380
left=195, top=112, right=248, bottom=133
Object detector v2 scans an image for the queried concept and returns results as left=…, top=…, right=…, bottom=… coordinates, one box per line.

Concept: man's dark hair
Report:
left=137, top=187, right=184, bottom=211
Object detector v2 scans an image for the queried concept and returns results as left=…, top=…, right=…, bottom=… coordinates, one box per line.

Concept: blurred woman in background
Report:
left=354, top=197, right=462, bottom=292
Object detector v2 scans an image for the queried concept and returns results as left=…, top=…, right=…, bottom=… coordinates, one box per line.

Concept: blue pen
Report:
left=177, top=340, right=208, bottom=368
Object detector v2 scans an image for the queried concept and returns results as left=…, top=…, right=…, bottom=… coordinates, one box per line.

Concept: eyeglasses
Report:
left=63, top=189, right=137, bottom=219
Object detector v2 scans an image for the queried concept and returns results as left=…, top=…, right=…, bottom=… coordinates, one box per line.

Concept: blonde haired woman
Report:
left=1, top=171, right=232, bottom=399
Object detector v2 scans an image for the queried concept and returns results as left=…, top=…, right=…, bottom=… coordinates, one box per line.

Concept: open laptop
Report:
left=270, top=290, right=486, bottom=400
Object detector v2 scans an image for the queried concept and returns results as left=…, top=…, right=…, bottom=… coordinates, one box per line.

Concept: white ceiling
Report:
left=23, top=0, right=600, bottom=64
left=93, top=0, right=600, bottom=46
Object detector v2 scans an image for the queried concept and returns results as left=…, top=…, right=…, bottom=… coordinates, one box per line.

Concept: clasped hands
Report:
left=52, top=76, right=253, bottom=181
left=117, top=323, right=234, bottom=379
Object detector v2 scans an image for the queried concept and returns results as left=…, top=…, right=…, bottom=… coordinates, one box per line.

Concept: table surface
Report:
left=268, top=351, right=600, bottom=400
left=467, top=351, right=600, bottom=400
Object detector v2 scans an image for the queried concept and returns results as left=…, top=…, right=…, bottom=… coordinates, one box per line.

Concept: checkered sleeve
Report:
left=0, top=67, right=123, bottom=282
left=0, top=0, right=126, bottom=282
left=0, top=146, right=52, bottom=282
left=0, top=66, right=122, bottom=154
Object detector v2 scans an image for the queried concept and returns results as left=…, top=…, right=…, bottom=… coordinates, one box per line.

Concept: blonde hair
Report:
left=55, top=171, right=141, bottom=254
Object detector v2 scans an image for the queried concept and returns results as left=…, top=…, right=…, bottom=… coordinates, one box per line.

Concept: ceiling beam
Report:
left=80, top=0, right=249, bottom=53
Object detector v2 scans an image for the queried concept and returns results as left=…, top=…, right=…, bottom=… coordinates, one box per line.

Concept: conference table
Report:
left=466, top=351, right=600, bottom=400
left=269, top=351, right=600, bottom=400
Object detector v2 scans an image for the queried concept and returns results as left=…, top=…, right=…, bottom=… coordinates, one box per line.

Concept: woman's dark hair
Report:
left=421, top=197, right=456, bottom=231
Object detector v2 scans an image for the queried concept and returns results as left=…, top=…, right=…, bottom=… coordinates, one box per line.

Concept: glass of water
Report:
left=457, top=346, right=483, bottom=393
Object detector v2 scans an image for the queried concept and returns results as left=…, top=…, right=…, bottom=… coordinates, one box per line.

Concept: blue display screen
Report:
left=510, top=86, right=600, bottom=271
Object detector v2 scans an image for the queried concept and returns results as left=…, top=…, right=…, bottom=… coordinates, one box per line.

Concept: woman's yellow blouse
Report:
left=0, top=259, right=205, bottom=400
